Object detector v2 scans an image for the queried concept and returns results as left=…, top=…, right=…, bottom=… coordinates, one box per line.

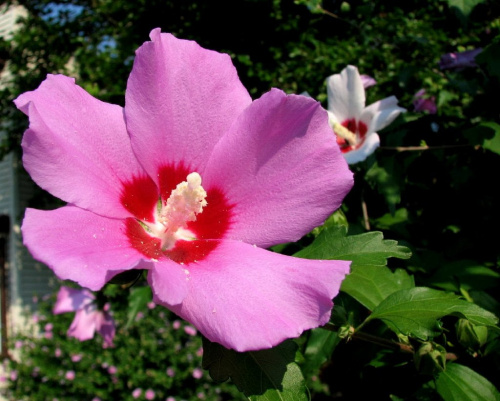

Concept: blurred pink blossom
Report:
left=53, top=286, right=115, bottom=348
left=192, top=368, right=203, bottom=379
left=166, top=367, right=175, bottom=377
left=55, top=348, right=62, bottom=357
left=439, top=48, right=482, bottom=70
left=132, top=388, right=142, bottom=399
left=413, top=89, right=437, bottom=114
left=71, top=354, right=82, bottom=362
left=172, top=320, right=181, bottom=330
left=145, top=389, right=155, bottom=400
left=65, top=370, right=75, bottom=381
left=108, top=365, right=117, bottom=375
left=184, top=325, right=197, bottom=336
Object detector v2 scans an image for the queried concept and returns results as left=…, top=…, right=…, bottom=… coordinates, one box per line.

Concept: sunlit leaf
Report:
left=294, top=226, right=411, bottom=266
left=367, top=287, right=499, bottom=339
left=436, top=363, right=500, bottom=401
left=341, top=266, right=414, bottom=311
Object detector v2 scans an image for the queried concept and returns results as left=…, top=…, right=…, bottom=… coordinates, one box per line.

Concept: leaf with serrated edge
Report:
left=367, top=287, right=499, bottom=340
left=294, top=226, right=411, bottom=266
left=436, top=363, right=500, bottom=401
left=202, top=338, right=308, bottom=401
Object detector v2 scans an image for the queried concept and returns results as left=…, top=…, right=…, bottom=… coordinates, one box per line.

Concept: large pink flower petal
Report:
left=14, top=75, right=146, bottom=219
left=159, top=240, right=350, bottom=352
left=125, top=29, right=252, bottom=183
left=147, top=260, right=189, bottom=305
left=203, top=89, right=353, bottom=247
left=53, top=286, right=94, bottom=314
left=360, top=96, right=406, bottom=135
left=326, top=65, right=365, bottom=121
left=68, top=306, right=98, bottom=341
left=22, top=206, right=146, bottom=291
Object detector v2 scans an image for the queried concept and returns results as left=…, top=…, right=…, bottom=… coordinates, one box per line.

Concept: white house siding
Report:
left=1, top=3, right=55, bottom=344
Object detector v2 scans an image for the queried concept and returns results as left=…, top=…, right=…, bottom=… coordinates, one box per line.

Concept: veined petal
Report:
left=147, top=260, right=189, bottom=306
left=203, top=89, right=353, bottom=247
left=68, top=306, right=98, bottom=341
left=125, top=29, right=252, bottom=183
left=327, top=65, right=365, bottom=121
left=22, top=206, right=146, bottom=291
left=360, top=96, right=406, bottom=135
left=343, top=133, right=380, bottom=165
left=14, top=75, right=146, bottom=219
left=162, top=240, right=350, bottom=352
left=53, top=286, right=94, bottom=314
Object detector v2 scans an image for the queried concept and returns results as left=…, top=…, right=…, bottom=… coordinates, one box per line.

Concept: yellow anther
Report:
left=332, top=122, right=358, bottom=146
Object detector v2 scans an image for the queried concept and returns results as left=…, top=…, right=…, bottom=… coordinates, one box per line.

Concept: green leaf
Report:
left=125, top=286, right=152, bottom=329
left=427, top=259, right=500, bottom=292
left=447, top=0, right=486, bottom=17
left=302, top=328, right=341, bottom=375
left=341, top=266, right=415, bottom=311
left=365, top=159, right=401, bottom=213
left=294, top=226, right=411, bottom=266
left=367, top=287, right=499, bottom=339
left=436, top=363, right=500, bottom=401
left=202, top=338, right=308, bottom=401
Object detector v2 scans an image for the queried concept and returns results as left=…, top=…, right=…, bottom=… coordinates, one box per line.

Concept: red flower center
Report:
left=120, top=163, right=233, bottom=264
left=336, top=118, right=368, bottom=153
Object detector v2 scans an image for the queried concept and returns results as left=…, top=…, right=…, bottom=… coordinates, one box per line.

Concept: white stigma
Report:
left=153, top=172, right=207, bottom=249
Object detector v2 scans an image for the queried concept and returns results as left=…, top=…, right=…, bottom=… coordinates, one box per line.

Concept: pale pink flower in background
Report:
left=132, top=388, right=142, bottom=399
left=439, top=48, right=482, bottom=70
left=192, top=368, right=203, bottom=379
left=147, top=301, right=156, bottom=309
left=16, top=28, right=352, bottom=352
left=71, top=354, right=82, bottom=362
left=172, top=320, right=181, bottom=330
left=14, top=340, right=23, bottom=349
left=145, top=389, right=155, bottom=400
left=166, top=397, right=175, bottom=401
left=108, top=366, right=117, bottom=375
left=413, top=89, right=437, bottom=114
left=44, top=331, right=53, bottom=339
left=184, top=325, right=197, bottom=336
left=44, top=323, right=53, bottom=331
left=166, top=367, right=175, bottom=377
left=326, top=65, right=406, bottom=164
left=52, top=286, right=115, bottom=347
left=54, top=348, right=62, bottom=357
left=360, top=74, right=377, bottom=89
left=65, top=370, right=75, bottom=381
left=10, top=371, right=18, bottom=381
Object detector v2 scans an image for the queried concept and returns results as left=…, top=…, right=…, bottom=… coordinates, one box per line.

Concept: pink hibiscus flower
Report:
left=326, top=65, right=406, bottom=164
left=15, top=29, right=353, bottom=352
left=53, top=286, right=115, bottom=347
left=439, top=48, right=482, bottom=70
left=413, top=89, right=437, bottom=114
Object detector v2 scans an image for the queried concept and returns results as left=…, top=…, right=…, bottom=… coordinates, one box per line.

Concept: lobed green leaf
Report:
left=367, top=287, right=499, bottom=339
